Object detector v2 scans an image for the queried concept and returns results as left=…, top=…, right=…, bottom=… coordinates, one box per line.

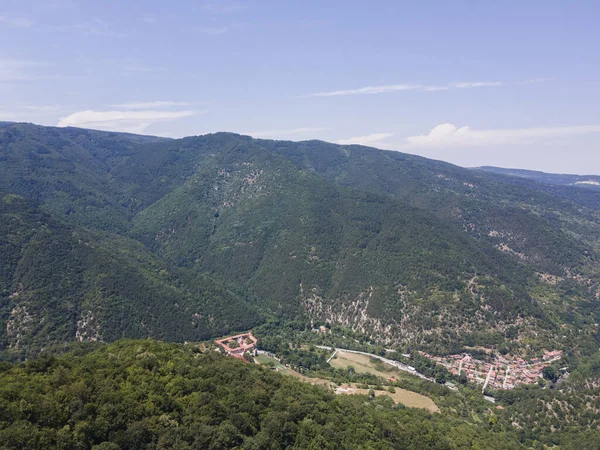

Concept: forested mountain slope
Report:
left=258, top=139, right=600, bottom=275
left=0, top=193, right=261, bottom=359
left=0, top=122, right=599, bottom=358
left=0, top=339, right=525, bottom=449
left=128, top=136, right=556, bottom=353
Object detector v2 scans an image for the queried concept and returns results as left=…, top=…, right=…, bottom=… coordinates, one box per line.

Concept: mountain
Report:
left=1, top=122, right=599, bottom=359
left=0, top=192, right=261, bottom=359
left=476, top=166, right=600, bottom=189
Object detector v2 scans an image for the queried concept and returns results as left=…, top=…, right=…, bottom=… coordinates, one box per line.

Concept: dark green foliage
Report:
left=1, top=122, right=600, bottom=357
left=0, top=193, right=261, bottom=359
left=0, top=340, right=524, bottom=449
left=2, top=123, right=600, bottom=447
left=542, top=366, right=558, bottom=382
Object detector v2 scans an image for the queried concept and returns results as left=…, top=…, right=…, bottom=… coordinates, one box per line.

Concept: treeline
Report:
left=0, top=340, right=525, bottom=449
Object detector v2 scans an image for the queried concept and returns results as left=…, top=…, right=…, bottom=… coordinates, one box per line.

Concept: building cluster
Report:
left=420, top=349, right=562, bottom=390
left=215, top=332, right=258, bottom=362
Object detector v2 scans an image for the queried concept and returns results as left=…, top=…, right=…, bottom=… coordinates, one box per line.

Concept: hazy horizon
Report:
left=1, top=0, right=599, bottom=173
left=5, top=119, right=600, bottom=177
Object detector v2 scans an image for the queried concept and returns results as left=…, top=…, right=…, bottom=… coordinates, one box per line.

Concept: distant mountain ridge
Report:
left=0, top=122, right=599, bottom=360
left=475, top=166, right=600, bottom=189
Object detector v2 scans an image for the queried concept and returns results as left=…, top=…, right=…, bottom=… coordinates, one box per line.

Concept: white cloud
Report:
left=451, top=81, right=502, bottom=88
left=57, top=109, right=200, bottom=133
left=307, top=84, right=426, bottom=97
left=406, top=123, right=600, bottom=148
left=247, top=127, right=328, bottom=138
left=338, top=133, right=394, bottom=147
left=111, top=101, right=190, bottom=109
left=0, top=15, right=34, bottom=28
left=303, top=79, right=542, bottom=97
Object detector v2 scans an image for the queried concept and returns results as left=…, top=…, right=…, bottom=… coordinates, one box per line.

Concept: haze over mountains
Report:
left=1, top=121, right=599, bottom=361
left=477, top=166, right=600, bottom=189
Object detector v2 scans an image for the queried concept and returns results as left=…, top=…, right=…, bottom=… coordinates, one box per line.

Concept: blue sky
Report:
left=1, top=0, right=600, bottom=173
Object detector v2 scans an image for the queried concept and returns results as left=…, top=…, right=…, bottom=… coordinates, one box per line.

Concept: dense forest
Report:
left=0, top=193, right=261, bottom=359
left=1, top=339, right=599, bottom=449
left=0, top=339, right=527, bottom=450
left=1, top=122, right=599, bottom=359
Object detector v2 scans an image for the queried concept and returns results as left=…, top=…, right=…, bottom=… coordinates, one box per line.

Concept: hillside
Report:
left=0, top=122, right=599, bottom=359
left=128, top=136, right=557, bottom=353
left=0, top=339, right=526, bottom=449
left=0, top=193, right=261, bottom=359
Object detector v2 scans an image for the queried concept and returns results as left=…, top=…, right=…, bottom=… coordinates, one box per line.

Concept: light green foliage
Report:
left=0, top=340, right=525, bottom=449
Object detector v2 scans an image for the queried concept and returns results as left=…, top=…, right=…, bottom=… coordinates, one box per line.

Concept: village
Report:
left=215, top=330, right=563, bottom=392
left=420, top=350, right=563, bottom=390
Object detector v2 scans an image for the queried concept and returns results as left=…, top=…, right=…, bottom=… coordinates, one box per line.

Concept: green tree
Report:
left=542, top=366, right=558, bottom=382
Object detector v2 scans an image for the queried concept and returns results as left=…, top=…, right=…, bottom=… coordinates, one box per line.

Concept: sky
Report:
left=1, top=0, right=600, bottom=174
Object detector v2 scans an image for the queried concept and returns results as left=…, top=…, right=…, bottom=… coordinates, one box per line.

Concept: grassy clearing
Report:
left=336, top=386, right=439, bottom=413
left=330, top=351, right=401, bottom=379
left=330, top=351, right=439, bottom=412
left=254, top=351, right=438, bottom=412
left=254, top=354, right=288, bottom=372
left=255, top=354, right=335, bottom=387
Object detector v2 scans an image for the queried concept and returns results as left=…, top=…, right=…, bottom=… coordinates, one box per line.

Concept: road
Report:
left=482, top=365, right=494, bottom=393
left=503, top=365, right=510, bottom=389
left=316, top=345, right=436, bottom=383
left=326, top=349, right=338, bottom=363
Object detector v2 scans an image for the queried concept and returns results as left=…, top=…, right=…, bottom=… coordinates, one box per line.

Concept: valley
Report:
left=1, top=122, right=600, bottom=447
left=3, top=1, right=600, bottom=447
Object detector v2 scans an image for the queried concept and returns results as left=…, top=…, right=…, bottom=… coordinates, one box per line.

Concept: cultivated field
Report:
left=330, top=351, right=439, bottom=412
left=336, top=385, right=439, bottom=413
left=330, top=351, right=401, bottom=378
left=255, top=350, right=439, bottom=412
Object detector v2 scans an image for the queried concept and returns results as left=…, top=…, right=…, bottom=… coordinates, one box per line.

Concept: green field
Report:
left=255, top=354, right=288, bottom=372
left=330, top=351, right=439, bottom=412
left=330, top=351, right=403, bottom=379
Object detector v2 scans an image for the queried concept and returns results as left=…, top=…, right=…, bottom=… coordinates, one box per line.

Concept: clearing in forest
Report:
left=329, top=351, right=439, bottom=412
left=329, top=351, right=401, bottom=378
left=336, top=385, right=439, bottom=413
left=255, top=350, right=438, bottom=412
